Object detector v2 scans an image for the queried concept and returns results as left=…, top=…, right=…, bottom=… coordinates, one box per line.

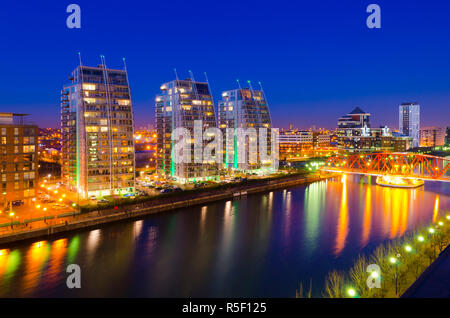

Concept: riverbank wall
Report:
left=0, top=173, right=333, bottom=246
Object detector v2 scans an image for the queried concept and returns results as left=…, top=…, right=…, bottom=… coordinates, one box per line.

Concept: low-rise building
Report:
left=0, top=113, right=38, bottom=208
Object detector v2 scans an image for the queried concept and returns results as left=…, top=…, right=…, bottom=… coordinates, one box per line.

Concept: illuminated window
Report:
left=82, top=84, right=96, bottom=91
left=118, top=100, right=130, bottom=106
left=86, top=126, right=99, bottom=132
left=84, top=98, right=96, bottom=104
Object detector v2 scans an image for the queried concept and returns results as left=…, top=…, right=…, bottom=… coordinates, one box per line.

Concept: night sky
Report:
left=0, top=0, right=449, bottom=129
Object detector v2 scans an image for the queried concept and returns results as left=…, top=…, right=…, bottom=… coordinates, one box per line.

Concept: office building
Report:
left=156, top=77, right=219, bottom=182
left=0, top=113, right=38, bottom=208
left=337, top=107, right=371, bottom=131
left=218, top=85, right=273, bottom=171
left=399, top=103, right=420, bottom=148
left=420, top=127, right=445, bottom=147
left=61, top=62, right=136, bottom=199
left=446, top=126, right=450, bottom=146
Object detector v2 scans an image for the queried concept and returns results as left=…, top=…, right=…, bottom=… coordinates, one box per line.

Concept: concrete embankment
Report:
left=0, top=174, right=332, bottom=246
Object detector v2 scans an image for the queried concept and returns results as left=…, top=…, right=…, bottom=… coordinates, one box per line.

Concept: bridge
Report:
left=320, top=152, right=450, bottom=182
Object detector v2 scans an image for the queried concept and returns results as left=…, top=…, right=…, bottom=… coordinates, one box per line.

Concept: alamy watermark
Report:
left=172, top=120, right=279, bottom=170
left=66, top=264, right=81, bottom=289
left=366, top=4, right=381, bottom=29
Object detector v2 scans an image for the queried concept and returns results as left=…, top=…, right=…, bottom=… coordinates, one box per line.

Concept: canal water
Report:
left=0, top=176, right=449, bottom=297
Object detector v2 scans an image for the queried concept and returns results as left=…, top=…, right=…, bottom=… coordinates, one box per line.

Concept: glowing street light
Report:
left=438, top=221, right=443, bottom=226
left=428, top=228, right=435, bottom=234
left=418, top=236, right=424, bottom=242
left=390, top=257, right=397, bottom=264
left=404, top=245, right=412, bottom=253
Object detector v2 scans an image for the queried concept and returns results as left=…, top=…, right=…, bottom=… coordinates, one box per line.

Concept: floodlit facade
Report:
left=399, top=103, right=420, bottom=148
left=156, top=78, right=219, bottom=182
left=420, top=127, right=445, bottom=147
left=337, top=107, right=371, bottom=151
left=218, top=86, right=273, bottom=172
left=61, top=63, right=136, bottom=199
left=0, top=113, right=38, bottom=207
left=446, top=126, right=450, bottom=146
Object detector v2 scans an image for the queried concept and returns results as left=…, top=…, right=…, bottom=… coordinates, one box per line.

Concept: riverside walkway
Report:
left=0, top=173, right=330, bottom=246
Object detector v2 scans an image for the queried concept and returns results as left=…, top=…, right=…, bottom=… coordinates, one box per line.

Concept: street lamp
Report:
left=347, top=288, right=356, bottom=298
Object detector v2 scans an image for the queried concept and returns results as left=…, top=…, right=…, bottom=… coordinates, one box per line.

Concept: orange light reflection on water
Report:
left=335, top=175, right=348, bottom=255
left=21, top=241, right=50, bottom=295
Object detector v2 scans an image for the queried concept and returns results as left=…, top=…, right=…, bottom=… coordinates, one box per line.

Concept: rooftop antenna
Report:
left=122, top=57, right=127, bottom=71
left=258, top=81, right=273, bottom=125
left=174, top=68, right=180, bottom=82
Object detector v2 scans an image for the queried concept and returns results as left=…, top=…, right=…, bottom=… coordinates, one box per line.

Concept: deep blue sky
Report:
left=0, top=0, right=449, bottom=129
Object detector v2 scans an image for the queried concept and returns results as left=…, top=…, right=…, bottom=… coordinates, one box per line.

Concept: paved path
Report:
left=402, top=244, right=450, bottom=298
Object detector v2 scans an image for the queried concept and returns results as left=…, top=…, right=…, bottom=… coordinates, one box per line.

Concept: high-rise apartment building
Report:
left=218, top=86, right=273, bottom=171
left=0, top=113, right=38, bottom=208
left=156, top=77, right=219, bottom=182
left=337, top=107, right=371, bottom=151
left=61, top=62, right=136, bottom=199
left=399, top=103, right=420, bottom=148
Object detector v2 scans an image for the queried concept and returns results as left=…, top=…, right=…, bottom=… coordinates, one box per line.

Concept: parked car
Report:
left=97, top=199, right=109, bottom=204
left=160, top=188, right=173, bottom=194
left=12, top=200, right=24, bottom=207
left=89, top=195, right=97, bottom=201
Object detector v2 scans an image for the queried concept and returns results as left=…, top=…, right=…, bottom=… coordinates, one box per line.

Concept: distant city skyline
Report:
left=1, top=1, right=449, bottom=129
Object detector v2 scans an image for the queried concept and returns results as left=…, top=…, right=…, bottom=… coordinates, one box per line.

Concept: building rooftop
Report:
left=348, top=107, right=369, bottom=115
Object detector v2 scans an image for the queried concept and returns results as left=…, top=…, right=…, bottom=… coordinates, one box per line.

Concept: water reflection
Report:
left=335, top=175, right=349, bottom=255
left=0, top=176, right=448, bottom=297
